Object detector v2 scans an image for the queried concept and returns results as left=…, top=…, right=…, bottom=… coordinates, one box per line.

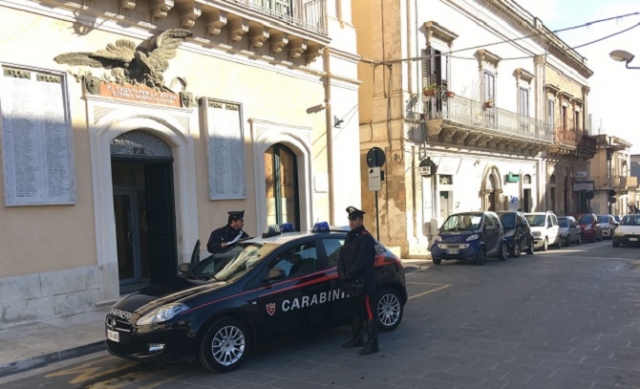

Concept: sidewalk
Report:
left=0, top=257, right=431, bottom=378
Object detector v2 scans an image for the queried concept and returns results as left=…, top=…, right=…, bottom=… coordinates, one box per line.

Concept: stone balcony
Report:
left=593, top=175, right=637, bottom=192
left=40, top=0, right=329, bottom=65
left=422, top=95, right=553, bottom=155
left=550, top=128, right=597, bottom=158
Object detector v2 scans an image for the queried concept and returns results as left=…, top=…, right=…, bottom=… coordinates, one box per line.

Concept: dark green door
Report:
left=145, top=163, right=178, bottom=282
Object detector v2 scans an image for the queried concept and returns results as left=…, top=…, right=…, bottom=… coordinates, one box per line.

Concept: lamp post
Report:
left=609, top=50, right=640, bottom=69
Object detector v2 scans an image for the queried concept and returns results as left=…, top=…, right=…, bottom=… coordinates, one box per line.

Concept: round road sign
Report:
left=366, top=147, right=386, bottom=168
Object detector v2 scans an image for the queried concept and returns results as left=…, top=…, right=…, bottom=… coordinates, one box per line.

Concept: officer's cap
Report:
left=228, top=210, right=245, bottom=221
left=346, top=206, right=365, bottom=220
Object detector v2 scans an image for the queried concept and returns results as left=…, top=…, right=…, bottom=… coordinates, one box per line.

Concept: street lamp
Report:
left=609, top=50, right=640, bottom=69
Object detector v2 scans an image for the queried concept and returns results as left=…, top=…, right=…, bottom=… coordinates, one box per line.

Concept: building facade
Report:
left=0, top=0, right=360, bottom=326
left=588, top=135, right=636, bottom=215
left=353, top=0, right=594, bottom=257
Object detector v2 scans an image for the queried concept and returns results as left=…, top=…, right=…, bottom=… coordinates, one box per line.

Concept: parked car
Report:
left=496, top=211, right=535, bottom=257
left=613, top=214, right=640, bottom=247
left=598, top=214, right=618, bottom=239
left=614, top=215, right=622, bottom=224
left=558, top=216, right=582, bottom=246
left=430, top=211, right=509, bottom=265
left=524, top=211, right=561, bottom=251
left=106, top=224, right=407, bottom=372
left=574, top=213, right=603, bottom=242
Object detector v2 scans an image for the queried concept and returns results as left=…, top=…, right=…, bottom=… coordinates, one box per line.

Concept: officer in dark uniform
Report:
left=207, top=211, right=249, bottom=254
left=337, top=206, right=378, bottom=355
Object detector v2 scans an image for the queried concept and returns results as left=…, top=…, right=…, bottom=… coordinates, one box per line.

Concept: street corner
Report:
left=400, top=257, right=433, bottom=274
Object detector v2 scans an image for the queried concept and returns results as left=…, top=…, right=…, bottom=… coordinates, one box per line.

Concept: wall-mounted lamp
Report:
left=334, top=116, right=344, bottom=128
left=610, top=49, right=640, bottom=69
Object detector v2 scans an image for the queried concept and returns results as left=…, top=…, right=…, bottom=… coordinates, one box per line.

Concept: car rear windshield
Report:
left=579, top=214, right=593, bottom=224
left=525, top=214, right=545, bottom=227
left=558, top=219, right=569, bottom=227
left=499, top=213, right=516, bottom=229
left=441, top=213, right=483, bottom=232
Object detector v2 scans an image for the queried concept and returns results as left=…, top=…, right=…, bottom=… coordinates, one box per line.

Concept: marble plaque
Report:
left=204, top=98, right=246, bottom=200
left=1, top=67, right=76, bottom=206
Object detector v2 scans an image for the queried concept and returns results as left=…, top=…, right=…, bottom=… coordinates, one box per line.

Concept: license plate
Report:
left=107, top=329, right=120, bottom=343
left=629, top=238, right=638, bottom=242
left=447, top=249, right=459, bottom=254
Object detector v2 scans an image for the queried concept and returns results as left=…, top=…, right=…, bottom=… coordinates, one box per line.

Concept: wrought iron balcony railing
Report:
left=425, top=95, right=553, bottom=144
left=593, top=175, right=636, bottom=190
left=236, top=0, right=327, bottom=35
left=554, top=129, right=596, bottom=154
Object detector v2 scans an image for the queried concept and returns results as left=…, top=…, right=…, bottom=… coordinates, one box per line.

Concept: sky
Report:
left=515, top=0, right=640, bottom=153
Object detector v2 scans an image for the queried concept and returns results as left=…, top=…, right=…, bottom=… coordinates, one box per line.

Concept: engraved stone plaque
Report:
left=1, top=66, right=76, bottom=206
left=203, top=98, right=246, bottom=200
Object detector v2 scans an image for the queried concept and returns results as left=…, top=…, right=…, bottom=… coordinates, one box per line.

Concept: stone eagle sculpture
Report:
left=54, top=29, right=193, bottom=90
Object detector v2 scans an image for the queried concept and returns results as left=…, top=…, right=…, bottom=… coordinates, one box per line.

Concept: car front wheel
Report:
left=376, top=287, right=403, bottom=332
left=199, top=317, right=251, bottom=373
left=541, top=238, right=548, bottom=251
left=498, top=242, right=509, bottom=261
left=511, top=241, right=521, bottom=258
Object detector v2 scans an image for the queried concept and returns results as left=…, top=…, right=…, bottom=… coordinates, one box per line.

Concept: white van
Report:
left=524, top=211, right=561, bottom=251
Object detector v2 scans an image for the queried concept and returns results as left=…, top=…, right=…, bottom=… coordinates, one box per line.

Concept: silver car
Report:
left=598, top=214, right=618, bottom=239
left=558, top=216, right=581, bottom=246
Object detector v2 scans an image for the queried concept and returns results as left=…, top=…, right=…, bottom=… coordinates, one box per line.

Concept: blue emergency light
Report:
left=280, top=223, right=295, bottom=232
left=262, top=224, right=281, bottom=238
left=312, top=221, right=330, bottom=233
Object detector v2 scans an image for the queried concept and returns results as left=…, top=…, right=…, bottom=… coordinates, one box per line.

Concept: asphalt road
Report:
left=3, top=240, right=640, bottom=389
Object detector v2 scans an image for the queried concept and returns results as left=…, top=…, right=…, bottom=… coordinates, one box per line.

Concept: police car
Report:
left=105, top=223, right=407, bottom=372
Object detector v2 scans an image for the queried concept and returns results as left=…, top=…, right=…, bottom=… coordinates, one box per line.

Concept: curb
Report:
left=0, top=341, right=105, bottom=378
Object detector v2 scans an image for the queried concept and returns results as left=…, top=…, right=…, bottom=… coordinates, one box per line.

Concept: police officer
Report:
left=337, top=206, right=378, bottom=355
left=207, top=210, right=249, bottom=254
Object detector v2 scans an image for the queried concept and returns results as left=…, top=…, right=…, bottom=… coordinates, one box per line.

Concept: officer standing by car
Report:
left=207, top=210, right=249, bottom=254
left=337, top=206, right=379, bottom=355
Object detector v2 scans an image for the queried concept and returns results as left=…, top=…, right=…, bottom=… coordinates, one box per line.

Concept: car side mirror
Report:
left=263, top=268, right=286, bottom=283
left=179, top=263, right=192, bottom=274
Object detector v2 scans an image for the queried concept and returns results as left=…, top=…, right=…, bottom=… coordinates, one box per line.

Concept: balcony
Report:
left=551, top=128, right=596, bottom=157
left=593, top=175, right=637, bottom=192
left=232, top=0, right=327, bottom=35
left=423, top=95, right=552, bottom=154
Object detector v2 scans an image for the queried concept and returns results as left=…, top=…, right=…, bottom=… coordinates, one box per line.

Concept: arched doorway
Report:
left=481, top=165, right=502, bottom=211
left=265, top=143, right=300, bottom=230
left=111, top=130, right=177, bottom=293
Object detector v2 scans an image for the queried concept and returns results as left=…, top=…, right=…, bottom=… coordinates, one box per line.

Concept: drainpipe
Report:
left=323, top=47, right=335, bottom=224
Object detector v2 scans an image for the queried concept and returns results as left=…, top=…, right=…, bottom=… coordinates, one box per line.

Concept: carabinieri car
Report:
left=105, top=223, right=407, bottom=373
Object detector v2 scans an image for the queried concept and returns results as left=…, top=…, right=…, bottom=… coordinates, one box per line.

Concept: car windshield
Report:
left=499, top=213, right=516, bottom=229
left=621, top=215, right=640, bottom=226
left=558, top=218, right=569, bottom=228
left=579, top=214, right=593, bottom=224
left=191, top=242, right=278, bottom=281
left=441, top=213, right=483, bottom=232
left=598, top=215, right=609, bottom=223
left=525, top=214, right=546, bottom=227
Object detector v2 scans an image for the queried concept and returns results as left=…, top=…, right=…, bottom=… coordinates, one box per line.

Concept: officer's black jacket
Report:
left=206, top=225, right=249, bottom=254
left=338, top=225, right=376, bottom=295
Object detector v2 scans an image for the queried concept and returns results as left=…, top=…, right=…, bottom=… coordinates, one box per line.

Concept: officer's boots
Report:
left=341, top=315, right=365, bottom=348
left=358, top=320, right=379, bottom=355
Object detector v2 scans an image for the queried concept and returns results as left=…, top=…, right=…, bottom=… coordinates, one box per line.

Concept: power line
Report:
left=361, top=11, right=640, bottom=65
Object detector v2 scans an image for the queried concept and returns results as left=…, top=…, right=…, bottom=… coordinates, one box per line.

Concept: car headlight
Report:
left=615, top=230, right=625, bottom=236
left=504, top=230, right=515, bottom=237
left=466, top=234, right=479, bottom=241
left=434, top=235, right=442, bottom=242
left=137, top=303, right=189, bottom=326
left=532, top=231, right=541, bottom=237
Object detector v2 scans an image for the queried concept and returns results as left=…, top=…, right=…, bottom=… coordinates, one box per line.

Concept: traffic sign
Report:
left=586, top=191, right=594, bottom=200
left=609, top=196, right=617, bottom=204
left=608, top=189, right=617, bottom=197
left=366, top=147, right=386, bottom=168
left=368, top=167, right=382, bottom=191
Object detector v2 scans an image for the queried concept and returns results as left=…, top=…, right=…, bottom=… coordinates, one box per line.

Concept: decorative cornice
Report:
left=179, top=1, right=201, bottom=29
left=422, top=21, right=458, bottom=47
left=249, top=24, right=270, bottom=48
left=228, top=17, right=249, bottom=42
left=559, top=91, right=574, bottom=100
left=513, top=68, right=534, bottom=83
left=474, top=49, right=501, bottom=68
left=206, top=9, right=227, bottom=35
left=149, top=0, right=173, bottom=20
left=269, top=31, right=288, bottom=54
left=289, top=39, right=307, bottom=61
left=544, top=83, right=561, bottom=95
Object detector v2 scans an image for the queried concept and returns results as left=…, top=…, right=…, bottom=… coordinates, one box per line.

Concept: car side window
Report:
left=551, top=215, right=558, bottom=226
left=322, top=238, right=344, bottom=267
left=270, top=242, right=319, bottom=279
left=484, top=215, right=495, bottom=228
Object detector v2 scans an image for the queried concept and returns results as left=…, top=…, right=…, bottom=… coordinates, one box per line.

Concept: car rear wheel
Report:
left=474, top=247, right=485, bottom=266
left=432, top=257, right=441, bottom=265
left=498, top=242, right=508, bottom=261
left=556, top=236, right=562, bottom=249
left=199, top=317, right=251, bottom=373
left=376, top=287, right=403, bottom=332
left=526, top=236, right=534, bottom=255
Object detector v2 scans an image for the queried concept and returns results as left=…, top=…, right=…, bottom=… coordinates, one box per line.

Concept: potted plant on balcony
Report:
left=483, top=99, right=494, bottom=109
left=423, top=83, right=439, bottom=97
left=444, top=91, right=455, bottom=98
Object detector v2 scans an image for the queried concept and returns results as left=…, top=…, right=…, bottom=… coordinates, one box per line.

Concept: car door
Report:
left=549, top=214, right=559, bottom=244
left=318, top=236, right=352, bottom=326
left=483, top=214, right=499, bottom=254
left=252, top=239, right=331, bottom=342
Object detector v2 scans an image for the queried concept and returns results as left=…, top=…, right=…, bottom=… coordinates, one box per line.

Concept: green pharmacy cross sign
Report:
left=506, top=172, right=521, bottom=183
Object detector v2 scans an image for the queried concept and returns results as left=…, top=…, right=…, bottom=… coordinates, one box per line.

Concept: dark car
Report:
left=558, top=216, right=582, bottom=245
left=573, top=213, right=603, bottom=242
left=430, top=211, right=509, bottom=265
left=496, top=211, right=535, bottom=257
left=105, top=224, right=407, bottom=373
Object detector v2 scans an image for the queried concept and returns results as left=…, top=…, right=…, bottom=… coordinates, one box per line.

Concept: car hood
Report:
left=559, top=226, right=570, bottom=234
left=529, top=226, right=546, bottom=233
left=111, top=278, right=229, bottom=316
left=439, top=231, right=479, bottom=243
left=617, top=225, right=640, bottom=234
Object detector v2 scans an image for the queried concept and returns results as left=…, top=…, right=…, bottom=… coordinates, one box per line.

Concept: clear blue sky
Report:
left=517, top=0, right=640, bottom=152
